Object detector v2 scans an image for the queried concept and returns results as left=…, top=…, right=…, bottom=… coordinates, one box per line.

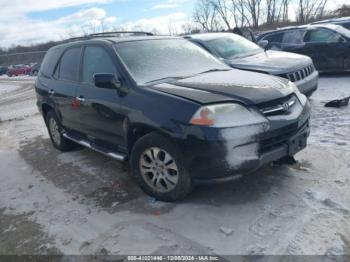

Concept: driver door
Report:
left=76, top=45, right=125, bottom=147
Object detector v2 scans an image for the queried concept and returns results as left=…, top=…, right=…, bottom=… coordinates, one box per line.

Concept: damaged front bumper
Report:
left=179, top=96, right=311, bottom=182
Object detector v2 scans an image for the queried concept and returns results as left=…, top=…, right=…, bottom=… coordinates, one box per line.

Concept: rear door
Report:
left=50, top=46, right=82, bottom=131
left=76, top=45, right=125, bottom=147
left=303, top=28, right=347, bottom=71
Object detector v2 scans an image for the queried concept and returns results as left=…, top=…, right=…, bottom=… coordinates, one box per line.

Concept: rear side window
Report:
left=263, top=32, right=284, bottom=43
left=59, top=47, right=82, bottom=82
left=82, top=46, right=116, bottom=83
left=40, top=48, right=62, bottom=77
left=282, top=30, right=305, bottom=44
left=305, top=29, right=342, bottom=43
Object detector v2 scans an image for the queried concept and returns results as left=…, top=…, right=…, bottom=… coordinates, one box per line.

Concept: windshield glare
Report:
left=115, top=39, right=229, bottom=84
left=205, top=34, right=261, bottom=59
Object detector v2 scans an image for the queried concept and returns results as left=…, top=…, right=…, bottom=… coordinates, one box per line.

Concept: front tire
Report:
left=130, top=132, right=193, bottom=202
left=46, top=111, right=75, bottom=151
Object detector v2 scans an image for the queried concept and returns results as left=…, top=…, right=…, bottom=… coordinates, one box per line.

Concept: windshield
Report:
left=115, top=39, right=229, bottom=84
left=205, top=34, right=261, bottom=59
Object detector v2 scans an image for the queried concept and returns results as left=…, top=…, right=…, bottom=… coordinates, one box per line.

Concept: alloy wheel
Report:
left=139, top=147, right=179, bottom=193
left=49, top=118, right=61, bottom=146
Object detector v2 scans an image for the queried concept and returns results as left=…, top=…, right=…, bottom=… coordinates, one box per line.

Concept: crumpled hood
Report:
left=150, top=69, right=294, bottom=105
left=229, top=50, right=312, bottom=74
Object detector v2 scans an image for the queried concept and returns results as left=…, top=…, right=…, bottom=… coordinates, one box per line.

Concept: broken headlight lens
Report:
left=190, top=103, right=268, bottom=128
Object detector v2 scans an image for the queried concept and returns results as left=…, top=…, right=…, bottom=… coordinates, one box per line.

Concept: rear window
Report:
left=40, top=48, right=62, bottom=78
left=305, top=29, right=342, bottom=43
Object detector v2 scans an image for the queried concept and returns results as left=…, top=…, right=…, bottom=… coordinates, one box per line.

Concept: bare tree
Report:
left=193, top=0, right=222, bottom=31
left=210, top=0, right=233, bottom=30
left=296, top=0, right=328, bottom=23
left=181, top=22, right=200, bottom=34
left=334, top=4, right=350, bottom=17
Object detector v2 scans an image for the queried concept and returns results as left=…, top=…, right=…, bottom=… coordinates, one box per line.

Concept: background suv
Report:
left=186, top=33, right=318, bottom=97
left=257, top=24, right=350, bottom=72
left=36, top=32, right=311, bottom=201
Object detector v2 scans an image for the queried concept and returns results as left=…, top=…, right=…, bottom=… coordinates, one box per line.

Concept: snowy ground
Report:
left=0, top=75, right=349, bottom=258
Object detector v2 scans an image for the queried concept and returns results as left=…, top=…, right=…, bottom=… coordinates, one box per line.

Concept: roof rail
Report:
left=65, top=31, right=154, bottom=43
left=89, top=31, right=154, bottom=37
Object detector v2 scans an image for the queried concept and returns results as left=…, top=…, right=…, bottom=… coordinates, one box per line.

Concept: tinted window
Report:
left=263, top=33, right=284, bottom=43
left=82, top=46, right=116, bottom=83
left=305, top=29, right=342, bottom=43
left=116, top=39, right=229, bottom=84
left=40, top=48, right=62, bottom=77
left=341, top=23, right=350, bottom=30
left=282, top=30, right=305, bottom=44
left=205, top=34, right=261, bottom=59
left=59, top=47, right=81, bottom=81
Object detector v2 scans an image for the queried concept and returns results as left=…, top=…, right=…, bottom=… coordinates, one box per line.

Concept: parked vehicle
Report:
left=185, top=33, right=318, bottom=96
left=312, top=17, right=350, bottom=30
left=7, top=64, right=31, bottom=77
left=0, top=66, right=8, bottom=75
left=257, top=24, right=350, bottom=72
left=36, top=32, right=311, bottom=201
left=30, top=63, right=41, bottom=76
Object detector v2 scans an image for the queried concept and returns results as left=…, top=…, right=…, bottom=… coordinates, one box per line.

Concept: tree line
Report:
left=192, top=1, right=349, bottom=32
left=0, top=2, right=349, bottom=66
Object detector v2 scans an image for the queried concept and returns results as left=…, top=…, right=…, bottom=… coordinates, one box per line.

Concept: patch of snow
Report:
left=221, top=123, right=267, bottom=169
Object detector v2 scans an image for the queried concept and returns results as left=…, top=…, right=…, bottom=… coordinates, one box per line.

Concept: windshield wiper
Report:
left=143, top=76, right=187, bottom=85
left=143, top=69, right=231, bottom=85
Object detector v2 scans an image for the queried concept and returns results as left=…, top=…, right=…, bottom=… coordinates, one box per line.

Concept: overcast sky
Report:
left=0, top=0, right=347, bottom=48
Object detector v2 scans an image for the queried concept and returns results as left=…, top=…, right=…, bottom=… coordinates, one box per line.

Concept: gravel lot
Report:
left=0, top=74, right=349, bottom=257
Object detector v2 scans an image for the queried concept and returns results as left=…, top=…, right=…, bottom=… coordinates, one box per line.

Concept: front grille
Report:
left=259, top=120, right=309, bottom=154
left=258, top=94, right=298, bottom=116
left=279, top=64, right=315, bottom=82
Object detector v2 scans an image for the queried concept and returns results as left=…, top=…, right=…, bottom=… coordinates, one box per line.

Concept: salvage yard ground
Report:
left=0, top=74, right=349, bottom=256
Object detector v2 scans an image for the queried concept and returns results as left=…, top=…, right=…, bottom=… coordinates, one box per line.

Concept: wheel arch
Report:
left=126, top=123, right=173, bottom=154
left=41, top=103, right=54, bottom=123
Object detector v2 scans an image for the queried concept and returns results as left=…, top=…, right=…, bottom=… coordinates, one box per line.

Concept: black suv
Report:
left=257, top=24, right=350, bottom=72
left=36, top=32, right=311, bottom=201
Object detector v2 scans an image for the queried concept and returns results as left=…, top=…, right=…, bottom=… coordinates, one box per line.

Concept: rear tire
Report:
left=46, top=111, right=75, bottom=152
left=130, top=132, right=193, bottom=202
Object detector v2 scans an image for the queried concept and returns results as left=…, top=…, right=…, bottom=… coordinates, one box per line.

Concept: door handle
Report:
left=76, top=96, right=85, bottom=102
left=48, top=89, right=55, bottom=95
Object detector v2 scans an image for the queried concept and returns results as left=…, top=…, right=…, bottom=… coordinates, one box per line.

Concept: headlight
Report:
left=190, top=103, right=268, bottom=128
left=289, top=81, right=307, bottom=105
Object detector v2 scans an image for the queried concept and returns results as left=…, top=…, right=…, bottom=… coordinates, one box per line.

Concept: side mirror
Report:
left=94, top=73, right=121, bottom=89
left=258, top=40, right=269, bottom=50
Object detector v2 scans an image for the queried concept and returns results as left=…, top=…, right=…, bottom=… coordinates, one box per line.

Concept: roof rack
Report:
left=90, top=31, right=154, bottom=37
left=65, top=31, right=154, bottom=43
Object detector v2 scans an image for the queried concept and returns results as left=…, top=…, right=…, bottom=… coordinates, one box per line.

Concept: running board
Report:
left=63, top=133, right=127, bottom=161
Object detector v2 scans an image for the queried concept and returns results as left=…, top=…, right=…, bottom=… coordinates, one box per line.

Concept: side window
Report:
left=305, top=29, right=341, bottom=43
left=59, top=47, right=82, bottom=82
left=282, top=30, right=305, bottom=44
left=40, top=48, right=62, bottom=78
left=82, top=46, right=116, bottom=84
left=263, top=33, right=284, bottom=43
